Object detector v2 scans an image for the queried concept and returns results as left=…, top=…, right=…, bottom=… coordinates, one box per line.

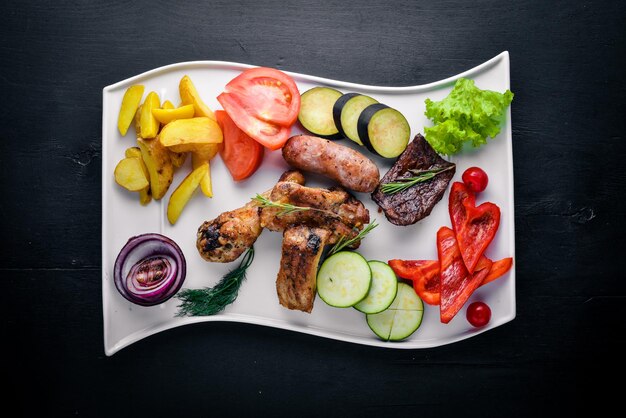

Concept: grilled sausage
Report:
left=282, top=135, right=380, bottom=193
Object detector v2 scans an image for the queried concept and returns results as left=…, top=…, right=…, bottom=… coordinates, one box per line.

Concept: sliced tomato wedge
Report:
left=215, top=110, right=264, bottom=181
left=224, top=67, right=300, bottom=126
left=217, top=92, right=290, bottom=150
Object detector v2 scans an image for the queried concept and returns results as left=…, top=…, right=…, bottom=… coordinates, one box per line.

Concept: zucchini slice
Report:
left=333, top=94, right=378, bottom=145
left=366, top=283, right=424, bottom=341
left=317, top=251, right=372, bottom=308
left=298, top=87, right=344, bottom=139
left=354, top=261, right=398, bottom=314
left=357, top=104, right=410, bottom=158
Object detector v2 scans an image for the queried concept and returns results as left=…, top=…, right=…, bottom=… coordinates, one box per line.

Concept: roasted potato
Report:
left=137, top=137, right=174, bottom=200
left=158, top=117, right=223, bottom=153
left=140, top=91, right=161, bottom=139
left=179, top=75, right=215, bottom=121
left=117, top=85, right=144, bottom=136
left=152, top=104, right=195, bottom=125
left=124, top=147, right=152, bottom=205
left=191, top=153, right=213, bottom=197
left=170, top=151, right=187, bottom=168
left=114, top=157, right=149, bottom=191
left=167, top=163, right=208, bottom=224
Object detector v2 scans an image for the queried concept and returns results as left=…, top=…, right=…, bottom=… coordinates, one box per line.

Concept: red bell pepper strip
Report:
left=437, top=227, right=490, bottom=324
left=481, top=257, right=513, bottom=286
left=388, top=259, right=440, bottom=305
left=449, top=182, right=501, bottom=274
left=389, top=255, right=510, bottom=306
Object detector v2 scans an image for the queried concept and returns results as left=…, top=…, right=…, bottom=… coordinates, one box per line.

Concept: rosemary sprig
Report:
left=380, top=166, right=455, bottom=195
left=252, top=194, right=339, bottom=219
left=253, top=194, right=311, bottom=216
left=176, top=247, right=255, bottom=317
left=328, top=220, right=379, bottom=256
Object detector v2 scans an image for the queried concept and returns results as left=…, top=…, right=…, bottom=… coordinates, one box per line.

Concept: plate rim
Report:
left=102, top=51, right=515, bottom=356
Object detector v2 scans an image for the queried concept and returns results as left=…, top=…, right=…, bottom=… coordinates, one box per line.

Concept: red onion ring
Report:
left=113, top=233, right=186, bottom=306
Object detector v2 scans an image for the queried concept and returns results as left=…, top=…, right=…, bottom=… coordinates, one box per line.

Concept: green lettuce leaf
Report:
left=424, top=78, right=513, bottom=155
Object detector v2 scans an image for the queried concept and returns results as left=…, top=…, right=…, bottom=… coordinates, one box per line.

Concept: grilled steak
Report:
left=372, top=134, right=455, bottom=226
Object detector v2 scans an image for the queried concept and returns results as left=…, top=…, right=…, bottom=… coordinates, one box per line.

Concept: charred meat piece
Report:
left=196, top=171, right=306, bottom=263
left=260, top=181, right=370, bottom=245
left=372, top=134, right=455, bottom=226
left=276, top=226, right=331, bottom=313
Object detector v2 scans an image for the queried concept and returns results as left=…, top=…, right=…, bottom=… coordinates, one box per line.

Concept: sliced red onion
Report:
left=113, top=233, right=186, bottom=306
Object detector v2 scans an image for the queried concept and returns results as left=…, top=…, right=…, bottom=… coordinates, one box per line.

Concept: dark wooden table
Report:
left=3, top=0, right=623, bottom=416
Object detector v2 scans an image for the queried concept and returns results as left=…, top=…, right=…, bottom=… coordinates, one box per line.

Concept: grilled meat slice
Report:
left=196, top=170, right=306, bottom=263
left=260, top=181, right=370, bottom=245
left=276, top=226, right=331, bottom=313
left=372, top=134, right=455, bottom=226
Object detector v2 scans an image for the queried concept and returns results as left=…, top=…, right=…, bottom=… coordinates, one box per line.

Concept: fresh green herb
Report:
left=253, top=194, right=310, bottom=216
left=252, top=194, right=338, bottom=218
left=424, top=77, right=514, bottom=155
left=328, top=221, right=378, bottom=256
left=176, top=247, right=255, bottom=317
left=380, top=166, right=455, bottom=195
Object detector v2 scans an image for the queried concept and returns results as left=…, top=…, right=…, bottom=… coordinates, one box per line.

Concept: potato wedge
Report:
left=192, top=143, right=221, bottom=162
left=114, top=157, right=149, bottom=191
left=140, top=91, right=161, bottom=139
left=152, top=104, right=195, bottom=125
left=118, top=85, right=145, bottom=136
left=134, top=105, right=142, bottom=135
left=162, top=100, right=175, bottom=110
left=179, top=75, right=216, bottom=120
left=159, top=117, right=223, bottom=153
left=125, top=147, right=152, bottom=205
left=191, top=153, right=213, bottom=197
left=170, top=151, right=187, bottom=168
left=167, top=163, right=208, bottom=224
left=137, top=137, right=174, bottom=200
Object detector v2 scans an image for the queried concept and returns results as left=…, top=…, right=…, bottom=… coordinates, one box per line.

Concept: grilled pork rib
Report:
left=276, top=226, right=331, bottom=313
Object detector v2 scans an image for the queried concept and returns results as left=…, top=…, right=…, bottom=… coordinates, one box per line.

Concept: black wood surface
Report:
left=2, top=0, right=624, bottom=416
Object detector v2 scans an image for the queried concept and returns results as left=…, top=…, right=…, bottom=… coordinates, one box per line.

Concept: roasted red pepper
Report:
left=449, top=182, right=501, bottom=274
left=482, top=257, right=513, bottom=286
left=388, top=259, right=440, bottom=305
left=437, top=227, right=490, bottom=324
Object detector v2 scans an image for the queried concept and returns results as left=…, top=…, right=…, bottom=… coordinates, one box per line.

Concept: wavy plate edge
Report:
left=102, top=51, right=514, bottom=356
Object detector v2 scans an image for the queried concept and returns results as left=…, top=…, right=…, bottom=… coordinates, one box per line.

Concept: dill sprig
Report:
left=328, top=220, right=379, bottom=256
left=176, top=247, right=255, bottom=317
left=380, top=166, right=455, bottom=195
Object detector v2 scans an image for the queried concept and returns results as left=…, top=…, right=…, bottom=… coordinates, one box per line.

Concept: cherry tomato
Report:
left=215, top=110, right=264, bottom=181
left=466, top=301, right=491, bottom=327
left=462, top=167, right=489, bottom=193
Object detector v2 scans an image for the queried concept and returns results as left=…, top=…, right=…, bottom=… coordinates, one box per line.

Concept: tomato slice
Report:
left=215, top=110, right=264, bottom=181
left=217, top=92, right=290, bottom=150
left=224, top=67, right=300, bottom=126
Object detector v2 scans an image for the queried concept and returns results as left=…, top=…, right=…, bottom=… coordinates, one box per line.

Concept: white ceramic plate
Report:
left=102, top=52, right=515, bottom=356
